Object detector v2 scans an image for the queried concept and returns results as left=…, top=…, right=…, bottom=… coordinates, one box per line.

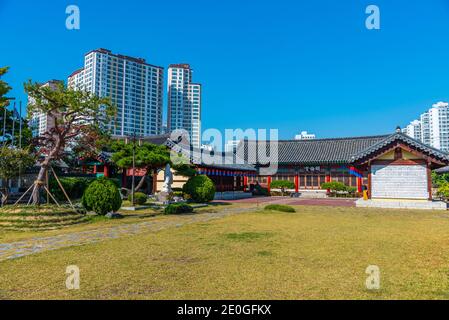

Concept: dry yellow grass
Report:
left=1, top=205, right=449, bottom=300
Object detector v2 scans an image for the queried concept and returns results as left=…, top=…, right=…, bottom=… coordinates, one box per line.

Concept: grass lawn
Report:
left=0, top=202, right=237, bottom=243
left=1, top=205, right=449, bottom=299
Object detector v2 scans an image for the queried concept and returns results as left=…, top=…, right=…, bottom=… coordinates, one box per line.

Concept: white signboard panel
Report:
left=371, top=164, right=428, bottom=199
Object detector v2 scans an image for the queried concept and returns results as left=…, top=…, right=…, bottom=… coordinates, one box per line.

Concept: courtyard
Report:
left=1, top=202, right=449, bottom=300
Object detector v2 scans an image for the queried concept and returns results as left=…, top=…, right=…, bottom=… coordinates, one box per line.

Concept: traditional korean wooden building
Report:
left=82, top=129, right=449, bottom=202
left=165, top=137, right=257, bottom=193
left=240, top=129, right=449, bottom=200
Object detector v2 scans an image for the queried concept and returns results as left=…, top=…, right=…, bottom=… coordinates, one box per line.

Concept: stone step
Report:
left=297, top=190, right=328, bottom=199
left=356, top=199, right=448, bottom=210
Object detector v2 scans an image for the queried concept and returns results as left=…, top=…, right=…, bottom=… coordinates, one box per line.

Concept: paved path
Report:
left=216, top=197, right=356, bottom=207
left=0, top=206, right=257, bottom=262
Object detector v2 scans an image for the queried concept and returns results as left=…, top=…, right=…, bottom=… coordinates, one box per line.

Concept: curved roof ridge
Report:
left=243, top=134, right=390, bottom=143
left=351, top=132, right=449, bottom=162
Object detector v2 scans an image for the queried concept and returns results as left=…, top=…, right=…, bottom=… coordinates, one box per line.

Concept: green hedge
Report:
left=270, top=180, right=295, bottom=190
left=128, top=192, right=148, bottom=205
left=264, top=204, right=296, bottom=213
left=49, top=177, right=94, bottom=201
left=437, top=182, right=449, bottom=200
left=321, top=181, right=348, bottom=192
left=321, top=182, right=359, bottom=197
left=82, top=178, right=122, bottom=215
left=183, top=175, right=216, bottom=203
left=164, top=203, right=194, bottom=215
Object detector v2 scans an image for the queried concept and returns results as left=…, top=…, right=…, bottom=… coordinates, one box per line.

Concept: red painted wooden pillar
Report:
left=368, top=168, right=372, bottom=199
left=357, top=177, right=362, bottom=193
left=294, top=175, right=299, bottom=193
left=104, top=165, right=109, bottom=178
left=93, top=165, right=97, bottom=174
left=243, top=176, right=248, bottom=192
left=267, top=176, right=272, bottom=193
left=325, top=170, right=331, bottom=192
left=82, top=165, right=87, bottom=174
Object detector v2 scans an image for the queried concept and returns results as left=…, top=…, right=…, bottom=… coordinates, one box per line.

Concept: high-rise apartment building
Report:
left=420, top=112, right=431, bottom=146
left=167, top=64, right=202, bottom=148
left=29, top=80, right=63, bottom=137
left=429, top=102, right=449, bottom=151
left=403, top=102, right=449, bottom=151
left=68, top=48, right=164, bottom=137
left=403, top=120, right=422, bottom=141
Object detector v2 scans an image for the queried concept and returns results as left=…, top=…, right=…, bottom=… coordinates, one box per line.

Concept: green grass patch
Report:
left=164, top=203, right=194, bottom=215
left=3, top=206, right=449, bottom=299
left=0, top=205, right=88, bottom=231
left=257, top=250, right=273, bottom=257
left=225, top=232, right=273, bottom=241
left=264, top=204, right=296, bottom=213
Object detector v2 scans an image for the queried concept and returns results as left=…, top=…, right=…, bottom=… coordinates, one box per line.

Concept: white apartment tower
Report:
left=403, top=102, right=449, bottom=152
left=420, top=111, right=431, bottom=146
left=404, top=120, right=422, bottom=141
left=167, top=64, right=202, bottom=148
left=68, top=48, right=164, bottom=137
left=428, top=102, right=449, bottom=151
left=29, top=80, right=63, bottom=137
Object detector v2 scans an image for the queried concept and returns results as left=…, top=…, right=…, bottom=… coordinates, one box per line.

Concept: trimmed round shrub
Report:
left=264, top=204, right=296, bottom=213
left=164, top=203, right=194, bottom=215
left=270, top=180, right=295, bottom=190
left=183, top=175, right=216, bottom=203
left=82, top=178, right=122, bottom=215
left=321, top=181, right=348, bottom=192
left=128, top=192, right=148, bottom=205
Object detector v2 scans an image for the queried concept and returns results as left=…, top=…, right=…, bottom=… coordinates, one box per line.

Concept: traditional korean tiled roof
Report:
left=238, top=135, right=389, bottom=165
left=351, top=132, right=449, bottom=163
left=164, top=138, right=257, bottom=172
left=238, top=132, right=449, bottom=165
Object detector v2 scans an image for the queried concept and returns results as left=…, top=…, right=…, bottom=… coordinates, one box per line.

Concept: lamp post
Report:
left=125, top=130, right=141, bottom=207
left=0, top=97, right=15, bottom=195
left=130, top=131, right=137, bottom=207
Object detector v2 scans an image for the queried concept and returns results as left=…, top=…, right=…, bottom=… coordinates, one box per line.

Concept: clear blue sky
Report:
left=1, top=0, right=449, bottom=140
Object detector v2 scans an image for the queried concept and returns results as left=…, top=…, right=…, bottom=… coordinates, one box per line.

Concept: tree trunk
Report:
left=134, top=175, right=146, bottom=193
left=152, top=170, right=158, bottom=195
left=0, top=179, right=9, bottom=206
left=31, top=165, right=48, bottom=205
left=31, top=136, right=62, bottom=206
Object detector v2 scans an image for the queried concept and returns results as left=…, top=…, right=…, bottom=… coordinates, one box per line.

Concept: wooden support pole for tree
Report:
left=13, top=183, right=34, bottom=206
left=50, top=166, right=77, bottom=212
left=46, top=170, right=49, bottom=205
left=43, top=185, right=60, bottom=207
